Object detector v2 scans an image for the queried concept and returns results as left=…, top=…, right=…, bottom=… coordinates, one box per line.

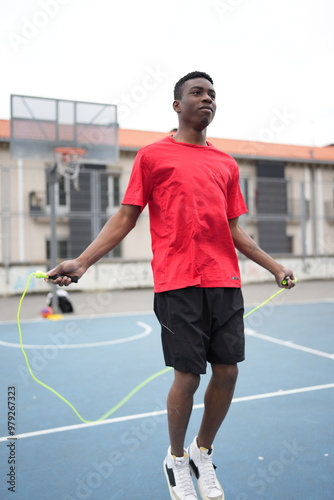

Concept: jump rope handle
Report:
left=281, top=276, right=296, bottom=286
left=48, top=274, right=79, bottom=283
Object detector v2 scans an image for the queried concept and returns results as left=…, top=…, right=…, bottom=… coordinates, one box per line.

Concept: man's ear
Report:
left=173, top=100, right=181, bottom=113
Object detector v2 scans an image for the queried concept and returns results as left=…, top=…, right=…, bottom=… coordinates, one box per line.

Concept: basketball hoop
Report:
left=54, top=147, right=87, bottom=190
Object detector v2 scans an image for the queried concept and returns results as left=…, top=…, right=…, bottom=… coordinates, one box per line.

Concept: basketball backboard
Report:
left=10, top=95, right=118, bottom=163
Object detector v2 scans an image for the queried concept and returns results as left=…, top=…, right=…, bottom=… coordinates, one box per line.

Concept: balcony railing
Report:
left=28, top=191, right=120, bottom=218
left=245, top=197, right=310, bottom=221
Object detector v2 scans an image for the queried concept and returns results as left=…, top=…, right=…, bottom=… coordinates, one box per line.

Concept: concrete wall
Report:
left=1, top=255, right=333, bottom=296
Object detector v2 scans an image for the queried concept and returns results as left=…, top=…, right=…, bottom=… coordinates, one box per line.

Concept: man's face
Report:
left=173, top=77, right=216, bottom=129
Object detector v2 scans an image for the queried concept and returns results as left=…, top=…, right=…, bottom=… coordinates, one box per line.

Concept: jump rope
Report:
left=16, top=271, right=296, bottom=424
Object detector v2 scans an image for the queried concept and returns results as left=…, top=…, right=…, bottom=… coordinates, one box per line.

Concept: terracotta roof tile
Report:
left=118, top=128, right=168, bottom=148
left=1, top=119, right=334, bottom=162
left=119, top=128, right=334, bottom=163
left=0, top=119, right=10, bottom=139
left=209, top=137, right=334, bottom=162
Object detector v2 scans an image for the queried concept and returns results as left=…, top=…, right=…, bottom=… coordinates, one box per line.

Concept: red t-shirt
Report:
left=122, top=136, right=248, bottom=292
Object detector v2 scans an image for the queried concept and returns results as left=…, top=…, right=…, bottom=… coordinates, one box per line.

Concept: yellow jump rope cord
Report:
left=17, top=272, right=295, bottom=424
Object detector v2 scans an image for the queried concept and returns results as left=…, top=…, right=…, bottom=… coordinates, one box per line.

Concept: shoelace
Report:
left=175, top=459, right=197, bottom=496
left=199, top=457, right=218, bottom=490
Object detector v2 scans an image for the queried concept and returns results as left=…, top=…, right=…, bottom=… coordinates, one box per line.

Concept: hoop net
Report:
left=54, top=147, right=86, bottom=190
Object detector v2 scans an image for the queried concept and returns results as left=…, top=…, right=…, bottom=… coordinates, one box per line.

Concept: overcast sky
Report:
left=2, top=0, right=334, bottom=147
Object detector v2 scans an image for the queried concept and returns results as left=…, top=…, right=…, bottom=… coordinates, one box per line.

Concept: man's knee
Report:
left=173, top=370, right=200, bottom=396
left=212, top=363, right=238, bottom=387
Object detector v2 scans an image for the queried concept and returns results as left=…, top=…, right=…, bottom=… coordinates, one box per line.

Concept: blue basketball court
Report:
left=0, top=295, right=333, bottom=499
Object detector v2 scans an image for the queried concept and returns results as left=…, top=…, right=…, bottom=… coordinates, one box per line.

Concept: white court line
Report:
left=245, top=328, right=334, bottom=359
left=1, top=382, right=333, bottom=442
left=1, top=298, right=333, bottom=326
left=0, top=321, right=152, bottom=349
left=0, top=310, right=154, bottom=326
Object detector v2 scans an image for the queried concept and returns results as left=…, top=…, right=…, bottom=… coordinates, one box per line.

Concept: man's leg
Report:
left=167, top=369, right=201, bottom=457
left=186, top=364, right=237, bottom=499
left=197, top=363, right=238, bottom=449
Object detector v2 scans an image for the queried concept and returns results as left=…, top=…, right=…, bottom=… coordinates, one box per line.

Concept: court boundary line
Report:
left=0, top=310, right=155, bottom=326
left=1, top=382, right=333, bottom=442
left=0, top=321, right=152, bottom=349
left=1, top=298, right=333, bottom=326
left=245, top=328, right=334, bottom=359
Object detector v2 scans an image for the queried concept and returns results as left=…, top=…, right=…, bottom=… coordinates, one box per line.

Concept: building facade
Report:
left=1, top=120, right=334, bottom=293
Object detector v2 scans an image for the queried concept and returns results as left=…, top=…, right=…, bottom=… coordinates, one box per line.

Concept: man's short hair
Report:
left=174, top=71, right=214, bottom=100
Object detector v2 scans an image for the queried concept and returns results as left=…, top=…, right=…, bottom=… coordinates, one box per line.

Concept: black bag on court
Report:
left=46, top=290, right=74, bottom=313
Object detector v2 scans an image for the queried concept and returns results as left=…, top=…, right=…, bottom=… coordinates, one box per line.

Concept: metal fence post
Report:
left=48, top=165, right=59, bottom=314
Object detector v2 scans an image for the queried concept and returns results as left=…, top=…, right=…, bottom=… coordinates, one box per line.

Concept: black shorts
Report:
left=154, top=287, right=245, bottom=374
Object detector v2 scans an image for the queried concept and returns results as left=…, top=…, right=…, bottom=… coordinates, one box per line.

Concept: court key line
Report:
left=0, top=321, right=152, bottom=349
left=1, top=382, right=333, bottom=443
left=245, top=328, right=334, bottom=359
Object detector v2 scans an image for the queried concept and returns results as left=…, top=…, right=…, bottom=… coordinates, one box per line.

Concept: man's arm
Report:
left=228, top=217, right=295, bottom=288
left=47, top=204, right=141, bottom=286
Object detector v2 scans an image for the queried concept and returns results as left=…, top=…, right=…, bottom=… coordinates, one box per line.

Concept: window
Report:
left=46, top=168, right=69, bottom=214
left=109, top=175, right=120, bottom=206
left=240, top=176, right=249, bottom=206
left=240, top=176, right=252, bottom=214
left=107, top=174, right=121, bottom=214
left=58, top=175, right=67, bottom=206
left=46, top=239, right=69, bottom=260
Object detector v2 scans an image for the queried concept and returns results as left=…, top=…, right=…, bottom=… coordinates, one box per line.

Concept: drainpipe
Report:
left=17, top=158, right=25, bottom=262
left=310, top=165, right=317, bottom=255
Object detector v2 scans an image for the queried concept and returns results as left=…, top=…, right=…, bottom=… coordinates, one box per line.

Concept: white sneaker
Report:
left=188, top=437, right=225, bottom=500
left=163, top=446, right=198, bottom=500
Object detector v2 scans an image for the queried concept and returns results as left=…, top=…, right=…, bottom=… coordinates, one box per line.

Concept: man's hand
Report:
left=274, top=268, right=296, bottom=289
left=46, top=259, right=87, bottom=287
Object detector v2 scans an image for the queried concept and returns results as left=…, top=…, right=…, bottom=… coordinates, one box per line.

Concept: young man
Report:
left=47, top=71, right=295, bottom=500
